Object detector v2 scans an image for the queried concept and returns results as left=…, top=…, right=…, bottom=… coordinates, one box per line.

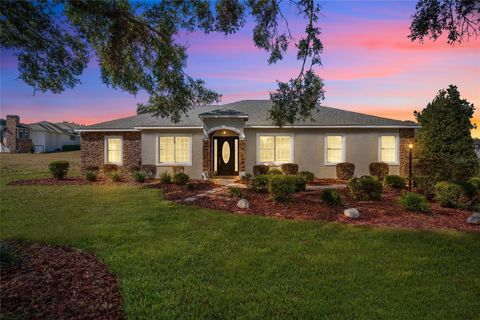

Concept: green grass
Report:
left=1, top=153, right=479, bottom=319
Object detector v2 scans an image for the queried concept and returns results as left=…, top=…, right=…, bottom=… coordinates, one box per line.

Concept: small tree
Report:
left=414, top=85, right=477, bottom=182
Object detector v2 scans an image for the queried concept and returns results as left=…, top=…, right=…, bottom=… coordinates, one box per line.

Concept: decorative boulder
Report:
left=343, top=208, right=360, bottom=219
left=237, top=198, right=250, bottom=209
left=466, top=212, right=480, bottom=225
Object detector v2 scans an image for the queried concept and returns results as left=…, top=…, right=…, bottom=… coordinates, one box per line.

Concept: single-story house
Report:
left=77, top=100, right=419, bottom=179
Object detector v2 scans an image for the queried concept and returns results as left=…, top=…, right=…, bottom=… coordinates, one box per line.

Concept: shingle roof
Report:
left=81, top=100, right=418, bottom=130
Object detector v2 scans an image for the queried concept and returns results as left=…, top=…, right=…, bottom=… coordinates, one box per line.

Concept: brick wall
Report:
left=5, top=115, right=18, bottom=153
left=239, top=139, right=246, bottom=172
left=202, top=138, right=210, bottom=172
left=81, top=132, right=141, bottom=174
left=399, top=128, right=415, bottom=177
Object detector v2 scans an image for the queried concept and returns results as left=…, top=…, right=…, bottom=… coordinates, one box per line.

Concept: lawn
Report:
left=1, top=152, right=479, bottom=319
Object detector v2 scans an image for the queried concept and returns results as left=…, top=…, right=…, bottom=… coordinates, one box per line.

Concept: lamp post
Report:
left=408, top=143, right=413, bottom=192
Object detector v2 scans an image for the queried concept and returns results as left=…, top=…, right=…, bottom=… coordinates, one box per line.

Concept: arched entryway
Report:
left=211, top=129, right=239, bottom=176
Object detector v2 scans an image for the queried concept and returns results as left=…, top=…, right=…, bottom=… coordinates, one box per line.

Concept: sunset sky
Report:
left=1, top=1, right=479, bottom=136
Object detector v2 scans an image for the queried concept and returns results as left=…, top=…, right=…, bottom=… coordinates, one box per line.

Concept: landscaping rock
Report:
left=466, top=212, right=480, bottom=225
left=344, top=208, right=360, bottom=219
left=184, top=197, right=197, bottom=203
left=237, top=198, right=250, bottom=209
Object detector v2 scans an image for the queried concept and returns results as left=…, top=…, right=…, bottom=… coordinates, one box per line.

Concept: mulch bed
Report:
left=0, top=241, right=123, bottom=320
left=169, top=187, right=479, bottom=232
left=309, top=178, right=347, bottom=186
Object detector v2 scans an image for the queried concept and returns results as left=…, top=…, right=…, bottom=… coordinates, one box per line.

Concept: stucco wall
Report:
left=244, top=128, right=404, bottom=178
left=141, top=129, right=204, bottom=179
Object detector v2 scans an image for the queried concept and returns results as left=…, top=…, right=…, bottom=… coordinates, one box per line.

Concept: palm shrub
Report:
left=173, top=172, right=189, bottom=185
left=48, top=160, right=69, bottom=180
left=132, top=171, right=147, bottom=183
left=228, top=186, right=243, bottom=198
left=251, top=174, right=270, bottom=193
left=280, top=163, right=299, bottom=175
left=141, top=165, right=157, bottom=179
left=384, top=175, right=406, bottom=189
left=159, top=171, right=172, bottom=184
left=347, top=175, right=383, bottom=201
left=85, top=170, right=98, bottom=182
left=398, top=192, right=429, bottom=213
left=268, top=175, right=296, bottom=202
left=298, top=171, right=315, bottom=183
left=336, top=162, right=355, bottom=180
left=320, top=189, right=342, bottom=207
left=294, top=175, right=307, bottom=192
left=253, top=165, right=269, bottom=176
left=109, top=171, right=122, bottom=182
left=369, top=162, right=389, bottom=180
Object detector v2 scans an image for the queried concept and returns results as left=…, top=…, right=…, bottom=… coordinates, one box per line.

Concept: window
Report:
left=325, top=135, right=345, bottom=164
left=379, top=135, right=398, bottom=164
left=18, top=130, right=23, bottom=139
left=24, top=130, right=29, bottom=139
left=105, top=137, right=122, bottom=164
left=257, top=134, right=293, bottom=163
left=158, top=135, right=192, bottom=165
left=70, top=135, right=76, bottom=141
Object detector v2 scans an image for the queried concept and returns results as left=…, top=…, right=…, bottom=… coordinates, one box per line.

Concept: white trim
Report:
left=246, top=125, right=420, bottom=129
left=256, top=133, right=294, bottom=165
left=135, top=126, right=202, bottom=130
left=155, top=134, right=193, bottom=166
left=199, top=115, right=248, bottom=119
left=204, top=125, right=245, bottom=140
left=324, top=134, right=346, bottom=165
left=378, top=134, right=400, bottom=165
left=104, top=136, right=123, bottom=165
left=76, top=129, right=139, bottom=132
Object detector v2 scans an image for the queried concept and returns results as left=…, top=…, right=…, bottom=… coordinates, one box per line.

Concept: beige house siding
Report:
left=244, top=128, right=402, bottom=178
left=141, top=129, right=204, bottom=179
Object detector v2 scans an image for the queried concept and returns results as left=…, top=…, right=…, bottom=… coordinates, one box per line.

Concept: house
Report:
left=474, top=139, right=480, bottom=158
left=0, top=115, right=81, bottom=153
left=77, top=100, right=419, bottom=179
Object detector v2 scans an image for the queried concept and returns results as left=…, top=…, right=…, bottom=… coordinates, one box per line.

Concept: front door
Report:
left=214, top=137, right=238, bottom=176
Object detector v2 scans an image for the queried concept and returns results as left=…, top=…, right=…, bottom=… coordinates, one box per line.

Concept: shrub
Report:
left=185, top=182, right=195, bottom=191
left=132, top=171, right=147, bottom=183
left=298, top=171, right=315, bottom=183
left=240, top=173, right=252, bottom=181
left=369, top=162, right=389, bottom=180
left=109, top=171, right=122, bottom=182
left=85, top=170, right=97, bottom=182
left=336, top=162, right=355, bottom=180
left=281, top=163, right=299, bottom=175
left=398, top=192, right=429, bottom=213
left=103, top=164, right=119, bottom=174
left=251, top=174, right=270, bottom=193
left=320, top=189, right=342, bottom=207
left=173, top=172, right=189, bottom=185
left=62, top=144, right=80, bottom=152
left=141, top=165, right=157, bottom=179
left=159, top=171, right=172, bottom=184
left=347, top=175, right=383, bottom=201
left=414, top=175, right=436, bottom=198
left=228, top=186, right=244, bottom=198
left=467, top=177, right=480, bottom=191
left=48, top=160, right=70, bottom=180
left=434, top=181, right=471, bottom=208
left=267, top=169, right=283, bottom=175
left=253, top=165, right=269, bottom=176
left=294, top=175, right=307, bottom=192
left=268, top=175, right=296, bottom=202
left=384, top=175, right=406, bottom=189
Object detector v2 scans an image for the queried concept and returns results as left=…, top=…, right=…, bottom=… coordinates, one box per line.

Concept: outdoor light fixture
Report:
left=223, top=130, right=226, bottom=135
left=408, top=143, right=414, bottom=191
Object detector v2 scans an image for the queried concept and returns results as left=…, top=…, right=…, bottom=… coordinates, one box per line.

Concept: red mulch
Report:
left=309, top=178, right=347, bottom=186
left=0, top=241, right=123, bottom=320
left=169, top=187, right=479, bottom=232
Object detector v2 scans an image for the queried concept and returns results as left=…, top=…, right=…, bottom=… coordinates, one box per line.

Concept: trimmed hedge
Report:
left=294, top=175, right=307, bottom=192
left=336, top=162, right=355, bottom=180
left=384, top=175, right=406, bottom=189
left=298, top=171, right=315, bottom=183
left=48, top=161, right=70, bottom=180
left=253, top=165, right=269, bottom=176
left=268, top=175, right=296, bottom=202
left=280, top=163, right=299, bottom=175
left=434, top=181, right=473, bottom=209
left=267, top=169, right=283, bottom=175
left=141, top=165, right=157, bottom=180
left=173, top=172, right=189, bottom=185
left=398, top=192, right=429, bottom=213
left=62, top=144, right=80, bottom=152
left=347, top=175, right=383, bottom=201
left=369, top=162, right=389, bottom=180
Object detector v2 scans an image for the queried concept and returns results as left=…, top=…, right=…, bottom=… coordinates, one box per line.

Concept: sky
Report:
left=1, top=1, right=479, bottom=136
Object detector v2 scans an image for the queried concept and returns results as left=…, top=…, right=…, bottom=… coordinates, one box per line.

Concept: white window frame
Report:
left=256, top=133, right=294, bottom=165
left=324, top=134, right=346, bottom=165
left=156, top=134, right=192, bottom=166
left=378, top=134, right=400, bottom=165
left=104, top=136, right=123, bottom=165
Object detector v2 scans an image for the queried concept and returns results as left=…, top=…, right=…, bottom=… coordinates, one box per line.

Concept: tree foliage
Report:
left=409, top=0, right=480, bottom=44
left=414, top=85, right=477, bottom=182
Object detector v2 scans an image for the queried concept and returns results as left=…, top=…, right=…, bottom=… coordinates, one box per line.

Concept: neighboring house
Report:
left=474, top=139, right=480, bottom=158
left=77, top=100, right=419, bottom=179
left=0, top=115, right=81, bottom=153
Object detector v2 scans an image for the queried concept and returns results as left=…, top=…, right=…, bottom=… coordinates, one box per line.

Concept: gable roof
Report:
left=80, top=100, right=418, bottom=131
left=27, top=121, right=80, bottom=135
